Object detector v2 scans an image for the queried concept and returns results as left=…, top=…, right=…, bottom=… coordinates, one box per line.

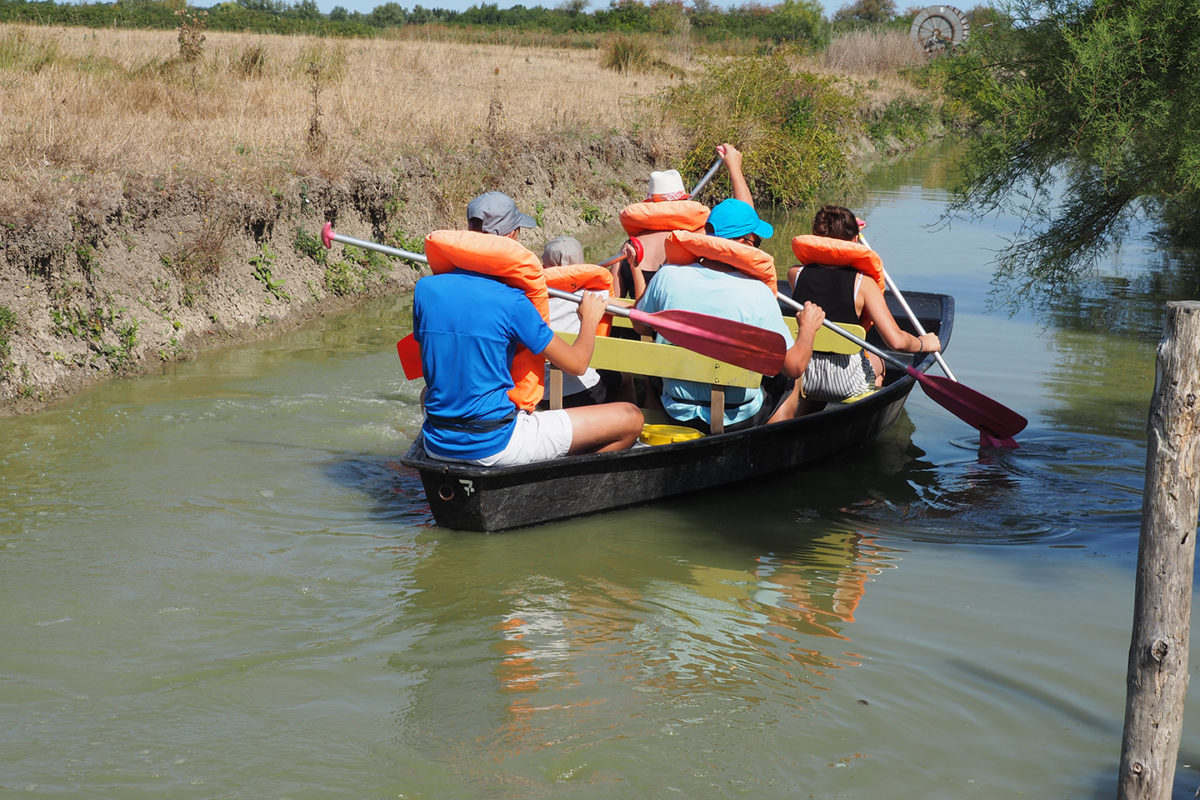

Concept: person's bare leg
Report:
left=867, top=353, right=884, bottom=387
left=565, top=403, right=643, bottom=453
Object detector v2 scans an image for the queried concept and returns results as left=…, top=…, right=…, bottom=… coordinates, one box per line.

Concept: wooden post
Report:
left=1118, top=301, right=1200, bottom=800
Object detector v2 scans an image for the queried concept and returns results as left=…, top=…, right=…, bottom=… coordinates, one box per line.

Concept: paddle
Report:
left=321, top=224, right=787, bottom=377
left=689, top=155, right=724, bottom=198
left=777, top=293, right=1027, bottom=445
left=550, top=287, right=786, bottom=375
left=858, top=226, right=958, bottom=382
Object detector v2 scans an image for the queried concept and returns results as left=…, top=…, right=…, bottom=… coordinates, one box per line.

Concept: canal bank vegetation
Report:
left=932, top=0, right=1200, bottom=305
left=0, top=12, right=948, bottom=414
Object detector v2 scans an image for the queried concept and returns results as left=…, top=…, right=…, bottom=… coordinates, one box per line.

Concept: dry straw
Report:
left=0, top=24, right=679, bottom=225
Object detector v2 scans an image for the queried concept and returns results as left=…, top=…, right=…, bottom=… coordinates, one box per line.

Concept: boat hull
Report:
left=401, top=291, right=953, bottom=531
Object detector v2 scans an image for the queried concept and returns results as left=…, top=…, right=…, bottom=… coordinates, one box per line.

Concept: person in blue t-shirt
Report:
left=633, top=198, right=826, bottom=432
left=413, top=192, right=643, bottom=467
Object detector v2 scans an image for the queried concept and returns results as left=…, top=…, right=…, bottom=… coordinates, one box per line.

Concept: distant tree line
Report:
left=0, top=0, right=938, bottom=47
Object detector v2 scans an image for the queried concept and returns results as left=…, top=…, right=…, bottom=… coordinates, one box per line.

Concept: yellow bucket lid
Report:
left=639, top=423, right=704, bottom=446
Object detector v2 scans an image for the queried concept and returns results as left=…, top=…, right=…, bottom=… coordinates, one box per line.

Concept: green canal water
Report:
left=3, top=141, right=1200, bottom=798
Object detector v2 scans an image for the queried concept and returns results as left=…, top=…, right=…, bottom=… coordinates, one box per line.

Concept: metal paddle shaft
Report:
left=322, top=223, right=428, bottom=264
left=777, top=293, right=1027, bottom=440
left=551, top=288, right=785, bottom=375
left=689, top=156, right=724, bottom=198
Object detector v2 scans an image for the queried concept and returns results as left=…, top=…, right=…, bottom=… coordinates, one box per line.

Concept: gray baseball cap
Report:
left=541, top=236, right=584, bottom=266
left=466, top=191, right=537, bottom=236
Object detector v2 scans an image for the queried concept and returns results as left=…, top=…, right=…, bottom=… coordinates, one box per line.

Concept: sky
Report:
left=310, top=0, right=847, bottom=20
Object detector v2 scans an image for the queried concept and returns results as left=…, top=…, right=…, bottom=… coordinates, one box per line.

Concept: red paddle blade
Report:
left=980, top=430, right=1020, bottom=449
left=631, top=307, right=787, bottom=375
left=396, top=334, right=423, bottom=380
left=906, top=367, right=1027, bottom=438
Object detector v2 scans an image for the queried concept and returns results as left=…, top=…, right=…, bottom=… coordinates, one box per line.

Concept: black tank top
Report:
left=791, top=266, right=860, bottom=325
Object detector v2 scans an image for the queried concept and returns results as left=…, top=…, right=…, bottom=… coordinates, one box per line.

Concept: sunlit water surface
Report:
left=3, top=141, right=1200, bottom=799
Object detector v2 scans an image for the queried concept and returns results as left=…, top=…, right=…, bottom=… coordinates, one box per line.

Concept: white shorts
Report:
left=429, top=410, right=573, bottom=467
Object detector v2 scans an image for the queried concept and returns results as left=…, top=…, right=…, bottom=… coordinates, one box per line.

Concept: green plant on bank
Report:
left=250, top=243, right=290, bottom=302
left=866, top=96, right=936, bottom=146
left=49, top=298, right=139, bottom=372
left=386, top=228, right=426, bottom=261
left=158, top=335, right=186, bottom=362
left=573, top=196, right=606, bottom=225
left=74, top=242, right=99, bottom=275
left=0, top=304, right=17, bottom=376
left=663, top=53, right=860, bottom=207
left=95, top=319, right=139, bottom=370
left=293, top=227, right=327, bottom=264
left=323, top=245, right=390, bottom=297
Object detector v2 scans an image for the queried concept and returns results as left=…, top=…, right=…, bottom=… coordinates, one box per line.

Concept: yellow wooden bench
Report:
left=548, top=332, right=761, bottom=434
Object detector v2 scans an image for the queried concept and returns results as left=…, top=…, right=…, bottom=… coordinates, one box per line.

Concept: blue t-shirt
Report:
left=637, top=263, right=794, bottom=427
left=413, top=271, right=554, bottom=460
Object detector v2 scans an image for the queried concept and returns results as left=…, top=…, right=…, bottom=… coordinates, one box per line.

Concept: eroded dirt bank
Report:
left=0, top=134, right=655, bottom=416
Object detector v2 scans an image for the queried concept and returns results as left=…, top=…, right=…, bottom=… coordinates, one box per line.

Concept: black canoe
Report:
left=400, top=290, right=953, bottom=531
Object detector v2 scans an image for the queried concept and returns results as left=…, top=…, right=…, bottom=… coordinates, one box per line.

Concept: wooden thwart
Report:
left=549, top=332, right=760, bottom=434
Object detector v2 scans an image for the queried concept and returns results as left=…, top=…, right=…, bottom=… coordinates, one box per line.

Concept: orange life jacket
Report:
left=619, top=199, right=710, bottom=236
left=544, top=263, right=614, bottom=337
left=663, top=230, right=778, bottom=291
left=424, top=229, right=548, bottom=412
left=790, top=235, right=886, bottom=292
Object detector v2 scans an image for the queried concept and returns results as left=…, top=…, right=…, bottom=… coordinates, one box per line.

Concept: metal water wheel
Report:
left=910, top=5, right=970, bottom=55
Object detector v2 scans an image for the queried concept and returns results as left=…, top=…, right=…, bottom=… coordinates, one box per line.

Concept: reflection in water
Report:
left=378, top=507, right=899, bottom=792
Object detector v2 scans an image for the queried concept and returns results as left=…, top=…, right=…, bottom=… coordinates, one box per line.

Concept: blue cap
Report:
left=708, top=198, right=773, bottom=241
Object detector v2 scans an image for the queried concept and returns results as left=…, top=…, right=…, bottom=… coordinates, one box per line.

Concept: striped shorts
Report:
left=801, top=352, right=876, bottom=402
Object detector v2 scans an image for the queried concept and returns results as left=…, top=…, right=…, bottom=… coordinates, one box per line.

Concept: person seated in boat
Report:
left=614, top=143, right=754, bottom=301
left=631, top=197, right=827, bottom=432
left=539, top=235, right=623, bottom=408
left=785, top=204, right=941, bottom=404
left=413, top=192, right=643, bottom=467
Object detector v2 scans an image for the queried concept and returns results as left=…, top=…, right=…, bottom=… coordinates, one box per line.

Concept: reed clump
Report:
left=820, top=28, right=926, bottom=76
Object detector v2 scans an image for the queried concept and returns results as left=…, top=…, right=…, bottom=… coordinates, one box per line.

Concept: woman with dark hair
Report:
left=786, top=204, right=941, bottom=403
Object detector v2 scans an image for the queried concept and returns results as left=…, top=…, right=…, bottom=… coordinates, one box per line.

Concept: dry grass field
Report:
left=0, top=22, right=937, bottom=413
left=0, top=24, right=684, bottom=228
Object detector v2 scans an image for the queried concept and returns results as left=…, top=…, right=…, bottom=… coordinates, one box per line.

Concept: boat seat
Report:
left=783, top=317, right=866, bottom=355
left=548, top=331, right=762, bottom=434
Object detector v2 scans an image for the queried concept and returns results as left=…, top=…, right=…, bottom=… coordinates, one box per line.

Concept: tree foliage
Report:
left=936, top=0, right=1200, bottom=299
left=833, top=0, right=896, bottom=24
left=0, top=0, right=829, bottom=47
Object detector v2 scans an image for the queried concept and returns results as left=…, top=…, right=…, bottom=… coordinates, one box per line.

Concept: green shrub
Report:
left=602, top=35, right=651, bottom=73
left=663, top=54, right=860, bottom=206
left=867, top=96, right=935, bottom=144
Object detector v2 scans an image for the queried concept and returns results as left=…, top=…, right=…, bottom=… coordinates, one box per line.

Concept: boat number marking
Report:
left=459, top=479, right=475, bottom=496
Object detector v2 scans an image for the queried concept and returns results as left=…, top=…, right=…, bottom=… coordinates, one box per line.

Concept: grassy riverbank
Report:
left=0, top=23, right=943, bottom=415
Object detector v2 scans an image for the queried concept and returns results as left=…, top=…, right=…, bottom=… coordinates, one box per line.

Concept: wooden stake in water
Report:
left=1118, top=300, right=1200, bottom=800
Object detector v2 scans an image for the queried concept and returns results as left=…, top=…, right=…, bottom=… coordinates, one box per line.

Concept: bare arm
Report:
left=541, top=291, right=607, bottom=375
left=621, top=239, right=648, bottom=302
left=858, top=279, right=940, bottom=353
left=781, top=301, right=825, bottom=378
left=718, top=143, right=753, bottom=206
